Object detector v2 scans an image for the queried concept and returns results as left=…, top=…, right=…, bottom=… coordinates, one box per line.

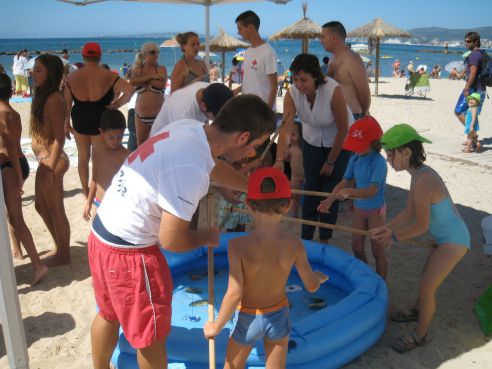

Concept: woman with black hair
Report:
left=30, top=54, right=71, bottom=266
left=274, top=53, right=354, bottom=243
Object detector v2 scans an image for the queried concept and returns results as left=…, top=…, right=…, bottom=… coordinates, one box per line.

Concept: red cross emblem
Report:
left=128, top=131, right=170, bottom=164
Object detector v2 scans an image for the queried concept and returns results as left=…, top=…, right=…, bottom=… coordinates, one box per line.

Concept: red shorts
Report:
left=88, top=231, right=173, bottom=349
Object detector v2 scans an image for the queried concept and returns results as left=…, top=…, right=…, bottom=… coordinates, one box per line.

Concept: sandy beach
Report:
left=1, top=77, right=491, bottom=369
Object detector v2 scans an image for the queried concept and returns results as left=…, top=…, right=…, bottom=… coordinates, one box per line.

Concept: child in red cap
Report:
left=204, top=167, right=328, bottom=368
left=318, top=116, right=388, bottom=279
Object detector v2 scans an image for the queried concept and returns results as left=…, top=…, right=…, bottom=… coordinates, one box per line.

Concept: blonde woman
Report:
left=129, top=42, right=167, bottom=145
left=171, top=32, right=209, bottom=93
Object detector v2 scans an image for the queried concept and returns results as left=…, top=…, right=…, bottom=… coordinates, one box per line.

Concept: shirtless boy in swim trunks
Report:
left=321, top=21, right=371, bottom=120
left=204, top=167, right=328, bottom=369
left=0, top=73, right=47, bottom=285
left=83, top=109, right=129, bottom=221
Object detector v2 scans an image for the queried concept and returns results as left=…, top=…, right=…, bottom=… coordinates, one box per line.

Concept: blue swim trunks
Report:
left=231, top=299, right=290, bottom=345
left=455, top=89, right=486, bottom=115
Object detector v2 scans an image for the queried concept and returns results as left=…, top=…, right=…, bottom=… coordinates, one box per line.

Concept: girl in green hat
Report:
left=463, top=93, right=481, bottom=153
left=371, top=124, right=470, bottom=353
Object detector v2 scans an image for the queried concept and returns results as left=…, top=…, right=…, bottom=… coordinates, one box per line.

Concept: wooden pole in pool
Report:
left=207, top=193, right=216, bottom=369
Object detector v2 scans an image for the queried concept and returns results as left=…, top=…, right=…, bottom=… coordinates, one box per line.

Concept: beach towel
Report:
left=405, top=73, right=431, bottom=98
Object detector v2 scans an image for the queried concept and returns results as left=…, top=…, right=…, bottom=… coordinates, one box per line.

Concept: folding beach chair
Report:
left=405, top=72, right=431, bottom=98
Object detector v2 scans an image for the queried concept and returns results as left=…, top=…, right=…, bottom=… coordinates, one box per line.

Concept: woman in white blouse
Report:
left=275, top=53, right=354, bottom=243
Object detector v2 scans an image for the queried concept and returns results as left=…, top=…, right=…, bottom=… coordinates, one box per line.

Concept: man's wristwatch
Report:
left=325, top=160, right=335, bottom=166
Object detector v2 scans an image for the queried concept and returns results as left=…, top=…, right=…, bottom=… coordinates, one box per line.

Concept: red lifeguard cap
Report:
left=247, top=167, right=291, bottom=200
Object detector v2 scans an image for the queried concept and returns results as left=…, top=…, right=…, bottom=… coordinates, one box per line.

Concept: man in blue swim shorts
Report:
left=454, top=32, right=486, bottom=129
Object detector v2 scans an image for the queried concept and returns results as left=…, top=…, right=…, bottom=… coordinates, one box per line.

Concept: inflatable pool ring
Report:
left=111, top=232, right=388, bottom=369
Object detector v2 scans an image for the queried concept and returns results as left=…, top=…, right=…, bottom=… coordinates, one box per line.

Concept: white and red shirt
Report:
left=242, top=43, right=277, bottom=105
left=96, top=120, right=215, bottom=246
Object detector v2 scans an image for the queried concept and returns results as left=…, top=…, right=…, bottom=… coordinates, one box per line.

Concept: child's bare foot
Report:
left=30, top=264, right=49, bottom=286
left=42, top=251, right=71, bottom=267
left=12, top=251, right=25, bottom=260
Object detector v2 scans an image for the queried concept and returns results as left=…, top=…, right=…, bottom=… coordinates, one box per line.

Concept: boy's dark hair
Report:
left=394, top=140, right=426, bottom=167
left=62, top=49, right=68, bottom=54
left=232, top=57, right=239, bottom=66
left=101, top=109, right=126, bottom=131
left=290, top=54, right=326, bottom=88
left=212, top=94, right=275, bottom=144
left=322, top=21, right=347, bottom=40
left=248, top=178, right=290, bottom=214
left=235, top=10, right=260, bottom=30
left=0, top=73, right=12, bottom=100
left=371, top=140, right=382, bottom=152
left=465, top=31, right=481, bottom=47
left=322, top=56, right=329, bottom=64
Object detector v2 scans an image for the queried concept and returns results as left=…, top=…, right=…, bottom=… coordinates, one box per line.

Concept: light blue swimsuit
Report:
left=464, top=109, right=479, bottom=134
left=413, top=166, right=470, bottom=248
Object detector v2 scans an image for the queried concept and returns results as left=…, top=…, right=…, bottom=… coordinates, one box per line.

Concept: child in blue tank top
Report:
left=371, top=124, right=469, bottom=354
left=318, top=116, right=388, bottom=279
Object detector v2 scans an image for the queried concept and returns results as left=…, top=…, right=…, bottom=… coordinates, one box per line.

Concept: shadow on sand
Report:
left=376, top=93, right=434, bottom=101
left=16, top=244, right=90, bottom=295
left=0, top=312, right=76, bottom=357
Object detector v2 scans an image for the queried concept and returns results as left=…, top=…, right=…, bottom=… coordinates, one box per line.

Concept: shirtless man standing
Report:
left=321, top=21, right=371, bottom=120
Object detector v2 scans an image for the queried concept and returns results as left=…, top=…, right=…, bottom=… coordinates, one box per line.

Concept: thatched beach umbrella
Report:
left=348, top=18, right=411, bottom=95
left=269, top=2, right=321, bottom=53
left=206, top=28, right=249, bottom=82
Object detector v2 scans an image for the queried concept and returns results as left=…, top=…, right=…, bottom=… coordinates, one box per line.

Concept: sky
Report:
left=0, top=0, right=490, bottom=39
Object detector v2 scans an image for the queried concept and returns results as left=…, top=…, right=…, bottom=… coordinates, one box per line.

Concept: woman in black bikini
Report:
left=171, top=32, right=210, bottom=93
left=129, top=42, right=167, bottom=145
left=64, top=42, right=133, bottom=196
left=30, top=54, right=72, bottom=267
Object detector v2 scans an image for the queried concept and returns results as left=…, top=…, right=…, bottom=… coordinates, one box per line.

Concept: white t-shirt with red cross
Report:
left=96, top=119, right=215, bottom=246
left=242, top=43, right=277, bottom=105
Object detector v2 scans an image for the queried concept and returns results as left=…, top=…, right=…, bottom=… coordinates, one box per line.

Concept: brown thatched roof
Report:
left=269, top=2, right=321, bottom=41
left=208, top=28, right=249, bottom=52
left=347, top=18, right=411, bottom=39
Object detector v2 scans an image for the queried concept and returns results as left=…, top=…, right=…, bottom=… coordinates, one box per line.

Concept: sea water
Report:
left=0, top=37, right=471, bottom=78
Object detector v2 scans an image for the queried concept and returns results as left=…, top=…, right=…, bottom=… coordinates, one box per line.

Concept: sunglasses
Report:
left=147, top=50, right=159, bottom=55
left=465, top=39, right=473, bottom=44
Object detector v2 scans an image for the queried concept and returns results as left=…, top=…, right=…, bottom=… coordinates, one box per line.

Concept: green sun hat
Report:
left=467, top=92, right=482, bottom=104
left=381, top=124, right=432, bottom=150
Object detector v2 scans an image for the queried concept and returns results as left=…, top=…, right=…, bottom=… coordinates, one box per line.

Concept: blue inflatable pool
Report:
left=111, top=232, right=388, bottom=369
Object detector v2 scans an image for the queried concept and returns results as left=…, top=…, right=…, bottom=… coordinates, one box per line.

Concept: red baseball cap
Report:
left=82, top=42, right=102, bottom=58
left=247, top=168, right=291, bottom=200
left=343, top=116, right=383, bottom=153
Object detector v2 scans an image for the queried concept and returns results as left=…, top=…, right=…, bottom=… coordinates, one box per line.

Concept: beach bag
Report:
left=474, top=283, right=492, bottom=336
left=478, top=50, right=492, bottom=87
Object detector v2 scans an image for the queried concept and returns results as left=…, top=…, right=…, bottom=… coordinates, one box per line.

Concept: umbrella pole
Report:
left=205, top=2, right=210, bottom=68
left=221, top=49, right=226, bottom=83
left=375, top=37, right=380, bottom=96
left=302, top=38, right=307, bottom=54
left=207, top=193, right=216, bottom=369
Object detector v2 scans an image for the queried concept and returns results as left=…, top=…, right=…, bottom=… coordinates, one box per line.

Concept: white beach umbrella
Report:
left=445, top=60, right=465, bottom=73
left=56, top=0, right=291, bottom=66
left=0, top=175, right=29, bottom=369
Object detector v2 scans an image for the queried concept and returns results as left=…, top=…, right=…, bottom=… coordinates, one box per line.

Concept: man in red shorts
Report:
left=88, top=94, right=275, bottom=369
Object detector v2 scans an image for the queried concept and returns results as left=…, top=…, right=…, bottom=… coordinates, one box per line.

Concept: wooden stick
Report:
left=231, top=207, right=435, bottom=248
left=207, top=193, right=216, bottom=369
left=258, top=112, right=291, bottom=162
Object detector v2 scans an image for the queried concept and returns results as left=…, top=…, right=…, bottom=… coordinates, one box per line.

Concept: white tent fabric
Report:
left=57, top=0, right=291, bottom=65
left=0, top=174, right=29, bottom=369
